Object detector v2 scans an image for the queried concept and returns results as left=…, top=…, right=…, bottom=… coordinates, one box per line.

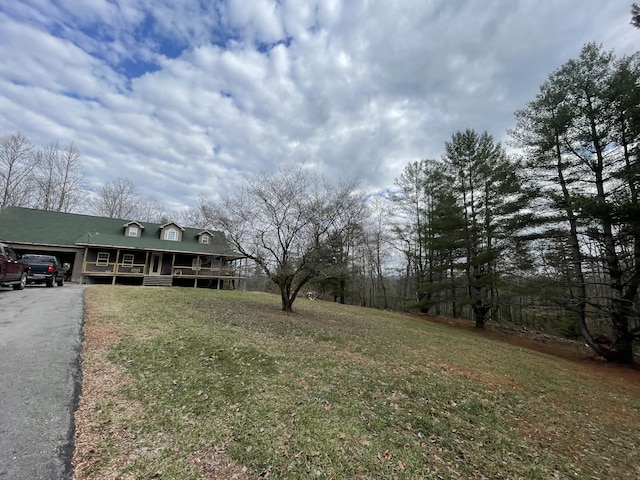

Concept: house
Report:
left=0, top=206, right=246, bottom=288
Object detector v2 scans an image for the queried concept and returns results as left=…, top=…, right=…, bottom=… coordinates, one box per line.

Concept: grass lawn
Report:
left=72, top=286, right=640, bottom=479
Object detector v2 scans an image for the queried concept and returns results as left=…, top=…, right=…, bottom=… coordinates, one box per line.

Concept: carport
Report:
left=13, top=245, right=83, bottom=282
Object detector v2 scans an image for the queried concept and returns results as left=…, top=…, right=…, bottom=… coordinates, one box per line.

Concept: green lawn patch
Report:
left=73, top=287, right=640, bottom=479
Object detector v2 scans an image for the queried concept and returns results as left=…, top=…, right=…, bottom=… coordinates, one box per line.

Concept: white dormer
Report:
left=159, top=222, right=185, bottom=242
left=123, top=221, right=145, bottom=238
left=197, top=230, right=215, bottom=245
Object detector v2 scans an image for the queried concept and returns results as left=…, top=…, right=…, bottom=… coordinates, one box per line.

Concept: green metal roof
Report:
left=0, top=206, right=243, bottom=258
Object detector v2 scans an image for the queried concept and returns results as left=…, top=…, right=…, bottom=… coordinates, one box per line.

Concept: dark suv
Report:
left=22, top=254, right=65, bottom=287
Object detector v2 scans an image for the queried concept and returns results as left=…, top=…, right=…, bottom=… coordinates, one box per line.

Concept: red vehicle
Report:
left=0, top=242, right=28, bottom=290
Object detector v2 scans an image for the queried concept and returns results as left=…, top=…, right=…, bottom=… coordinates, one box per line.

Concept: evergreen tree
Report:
left=443, top=129, right=525, bottom=328
left=428, top=187, right=467, bottom=317
left=512, top=43, right=640, bottom=363
left=631, top=3, right=640, bottom=28
left=391, top=159, right=463, bottom=313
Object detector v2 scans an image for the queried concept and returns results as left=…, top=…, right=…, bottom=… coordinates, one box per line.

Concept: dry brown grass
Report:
left=73, top=289, right=253, bottom=480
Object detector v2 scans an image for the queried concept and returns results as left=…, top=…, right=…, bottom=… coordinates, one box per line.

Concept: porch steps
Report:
left=142, top=275, right=173, bottom=287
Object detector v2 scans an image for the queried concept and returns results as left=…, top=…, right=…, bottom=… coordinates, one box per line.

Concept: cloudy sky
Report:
left=0, top=1, right=637, bottom=212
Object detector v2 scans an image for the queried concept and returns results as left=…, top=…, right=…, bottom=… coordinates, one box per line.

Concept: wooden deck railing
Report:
left=82, top=262, right=237, bottom=277
left=84, top=262, right=146, bottom=274
left=172, top=265, right=236, bottom=276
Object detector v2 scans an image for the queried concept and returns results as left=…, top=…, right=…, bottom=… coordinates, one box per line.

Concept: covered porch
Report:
left=80, top=247, right=247, bottom=288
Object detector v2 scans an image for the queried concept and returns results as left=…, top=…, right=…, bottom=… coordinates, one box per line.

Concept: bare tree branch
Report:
left=204, top=167, right=364, bottom=311
left=0, top=132, right=36, bottom=208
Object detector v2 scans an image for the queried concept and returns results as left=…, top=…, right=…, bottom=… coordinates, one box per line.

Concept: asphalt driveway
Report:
left=0, top=283, right=86, bottom=480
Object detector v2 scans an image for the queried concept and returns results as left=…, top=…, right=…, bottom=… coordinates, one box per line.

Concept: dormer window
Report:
left=123, top=221, right=144, bottom=238
left=159, top=222, right=184, bottom=241
left=198, top=230, right=214, bottom=245
left=164, top=228, right=178, bottom=241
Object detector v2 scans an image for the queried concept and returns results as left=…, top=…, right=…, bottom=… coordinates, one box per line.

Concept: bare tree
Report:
left=92, top=177, right=140, bottom=219
left=0, top=132, right=36, bottom=208
left=362, top=196, right=394, bottom=309
left=206, top=167, right=365, bottom=311
left=92, top=176, right=169, bottom=221
left=33, top=142, right=85, bottom=212
left=135, top=197, right=169, bottom=223
left=180, top=194, right=211, bottom=228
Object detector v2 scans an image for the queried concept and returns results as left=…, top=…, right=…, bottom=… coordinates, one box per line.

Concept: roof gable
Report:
left=159, top=222, right=185, bottom=232
left=123, top=221, right=145, bottom=229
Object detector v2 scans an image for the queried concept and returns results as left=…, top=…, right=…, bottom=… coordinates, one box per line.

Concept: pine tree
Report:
left=443, top=129, right=525, bottom=327
left=512, top=43, right=640, bottom=363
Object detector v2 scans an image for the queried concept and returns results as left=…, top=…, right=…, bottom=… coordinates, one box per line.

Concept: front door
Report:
left=149, top=253, right=163, bottom=275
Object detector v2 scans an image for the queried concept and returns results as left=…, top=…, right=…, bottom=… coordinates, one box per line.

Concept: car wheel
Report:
left=13, top=272, right=27, bottom=290
left=46, top=278, right=54, bottom=287
left=57, top=277, right=64, bottom=287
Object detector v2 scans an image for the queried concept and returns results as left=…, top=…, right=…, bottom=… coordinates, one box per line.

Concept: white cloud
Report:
left=0, top=0, right=638, bottom=215
left=223, top=0, right=284, bottom=43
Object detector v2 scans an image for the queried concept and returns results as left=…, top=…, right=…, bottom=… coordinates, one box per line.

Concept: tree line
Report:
left=0, top=134, right=167, bottom=221
left=0, top=133, right=84, bottom=212
left=388, top=43, right=639, bottom=364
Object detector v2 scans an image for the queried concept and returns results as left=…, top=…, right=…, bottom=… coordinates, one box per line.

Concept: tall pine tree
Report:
left=443, top=129, right=526, bottom=328
left=512, top=43, right=640, bottom=363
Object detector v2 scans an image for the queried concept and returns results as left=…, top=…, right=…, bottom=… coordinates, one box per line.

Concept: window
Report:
left=96, top=252, right=110, bottom=266
left=191, top=258, right=201, bottom=270
left=128, top=226, right=138, bottom=237
left=121, top=254, right=134, bottom=266
left=164, top=228, right=178, bottom=241
left=201, top=234, right=209, bottom=244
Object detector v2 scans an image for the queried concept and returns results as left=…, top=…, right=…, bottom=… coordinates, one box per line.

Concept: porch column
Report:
left=194, top=255, right=199, bottom=288
left=80, top=246, right=89, bottom=285
left=113, top=249, right=121, bottom=285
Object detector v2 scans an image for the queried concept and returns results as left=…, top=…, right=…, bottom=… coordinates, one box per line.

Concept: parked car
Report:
left=0, top=242, right=28, bottom=290
left=22, top=254, right=65, bottom=287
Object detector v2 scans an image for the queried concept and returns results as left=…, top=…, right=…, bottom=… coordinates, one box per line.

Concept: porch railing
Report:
left=172, top=265, right=236, bottom=276
left=82, top=262, right=237, bottom=277
left=83, top=262, right=146, bottom=274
